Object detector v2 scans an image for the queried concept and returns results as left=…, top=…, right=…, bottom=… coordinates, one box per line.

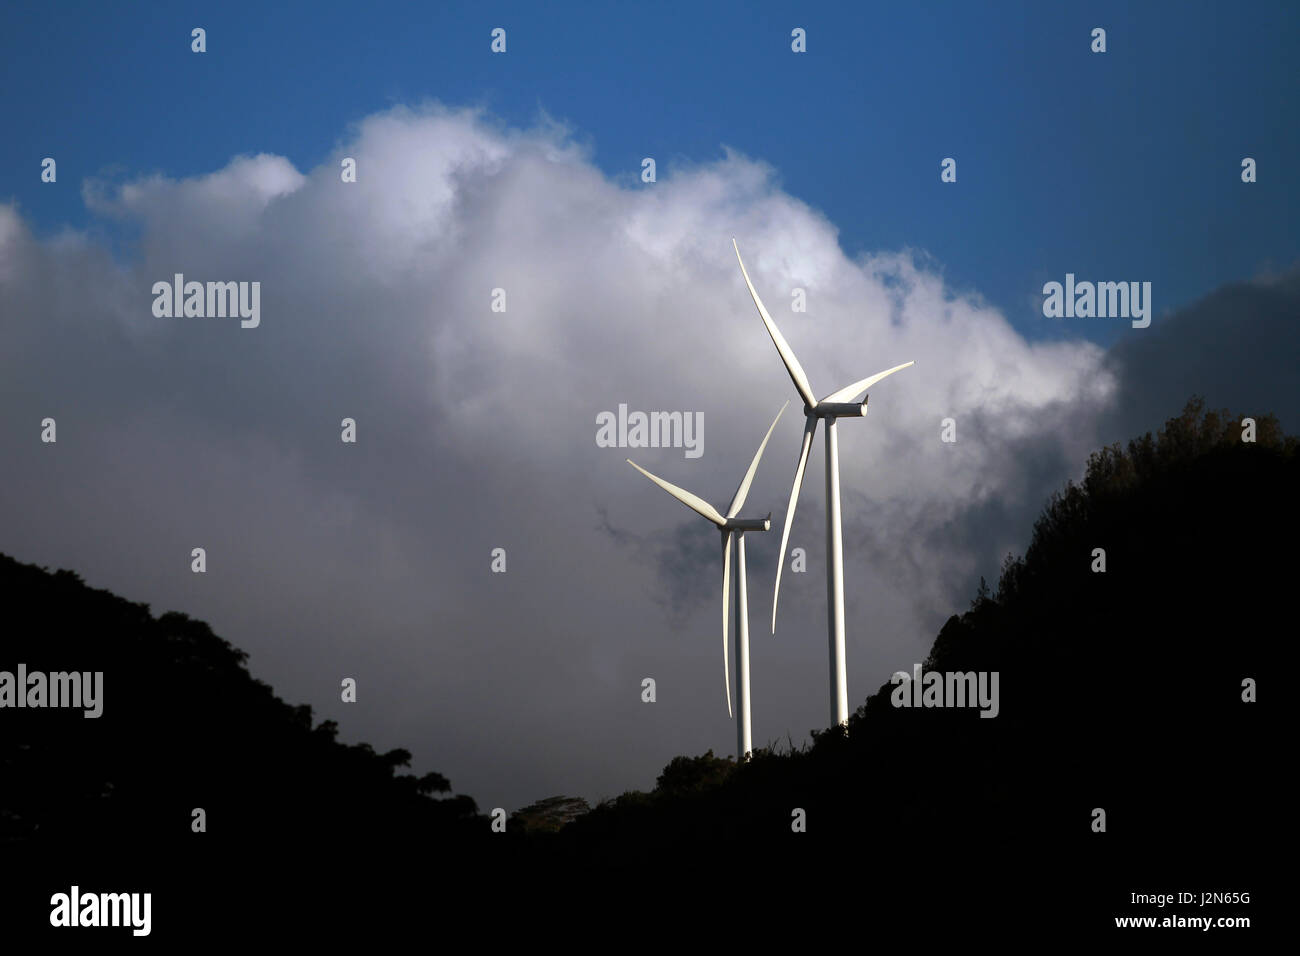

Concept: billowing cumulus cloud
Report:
left=0, top=103, right=1129, bottom=808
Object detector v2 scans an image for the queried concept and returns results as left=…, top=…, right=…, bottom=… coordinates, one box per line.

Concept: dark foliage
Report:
left=1, top=397, right=1287, bottom=936
left=0, top=558, right=482, bottom=850
left=551, top=398, right=1292, bottom=922
left=509, top=795, right=591, bottom=834
left=0, top=558, right=486, bottom=934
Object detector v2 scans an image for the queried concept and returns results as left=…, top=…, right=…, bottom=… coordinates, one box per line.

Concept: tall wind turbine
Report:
left=627, top=402, right=787, bottom=761
left=733, top=239, right=914, bottom=729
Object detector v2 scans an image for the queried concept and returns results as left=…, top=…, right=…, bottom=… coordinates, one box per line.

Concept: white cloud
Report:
left=0, top=103, right=1119, bottom=808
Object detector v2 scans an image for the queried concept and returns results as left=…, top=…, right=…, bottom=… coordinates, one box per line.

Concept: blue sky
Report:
left=3, top=0, right=1296, bottom=351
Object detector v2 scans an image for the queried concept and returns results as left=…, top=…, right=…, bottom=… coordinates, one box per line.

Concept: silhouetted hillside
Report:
left=0, top=556, right=481, bottom=849
left=1, top=398, right=1287, bottom=935
left=547, top=398, right=1292, bottom=919
left=0, top=557, right=487, bottom=934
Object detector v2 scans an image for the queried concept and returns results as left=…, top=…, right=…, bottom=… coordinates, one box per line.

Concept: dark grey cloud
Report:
left=1097, top=265, right=1300, bottom=444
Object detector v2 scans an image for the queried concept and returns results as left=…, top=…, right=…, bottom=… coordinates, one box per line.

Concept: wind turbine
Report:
left=627, top=402, right=787, bottom=761
left=732, top=238, right=914, bottom=729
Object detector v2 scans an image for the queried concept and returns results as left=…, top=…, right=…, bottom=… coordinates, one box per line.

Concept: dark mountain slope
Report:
left=549, top=398, right=1292, bottom=921
left=0, top=555, right=486, bottom=935
left=0, top=397, right=1288, bottom=936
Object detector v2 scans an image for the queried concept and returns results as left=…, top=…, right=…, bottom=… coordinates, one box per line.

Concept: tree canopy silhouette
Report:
left=2, top=398, right=1286, bottom=934
left=552, top=398, right=1290, bottom=917
left=0, top=557, right=482, bottom=855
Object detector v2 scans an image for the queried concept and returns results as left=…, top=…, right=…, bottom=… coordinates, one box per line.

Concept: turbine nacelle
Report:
left=723, top=515, right=771, bottom=532
left=809, top=399, right=868, bottom=419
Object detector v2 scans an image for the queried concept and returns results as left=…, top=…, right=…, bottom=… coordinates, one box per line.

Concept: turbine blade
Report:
left=626, top=460, right=727, bottom=527
left=733, top=240, right=818, bottom=409
left=722, top=530, right=733, bottom=719
left=726, top=401, right=789, bottom=518
left=772, top=414, right=818, bottom=633
left=819, top=361, right=915, bottom=405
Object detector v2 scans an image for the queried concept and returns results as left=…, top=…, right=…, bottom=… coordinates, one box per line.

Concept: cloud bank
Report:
left=6, top=103, right=1281, bottom=809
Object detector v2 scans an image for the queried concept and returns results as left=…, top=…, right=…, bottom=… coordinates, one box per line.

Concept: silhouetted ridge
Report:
left=0, top=556, right=482, bottom=851
left=549, top=398, right=1291, bottom=913
left=1, top=398, right=1287, bottom=933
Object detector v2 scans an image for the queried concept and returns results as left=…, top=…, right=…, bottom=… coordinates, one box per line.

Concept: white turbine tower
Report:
left=733, top=239, right=914, bottom=729
left=627, top=402, right=787, bottom=761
